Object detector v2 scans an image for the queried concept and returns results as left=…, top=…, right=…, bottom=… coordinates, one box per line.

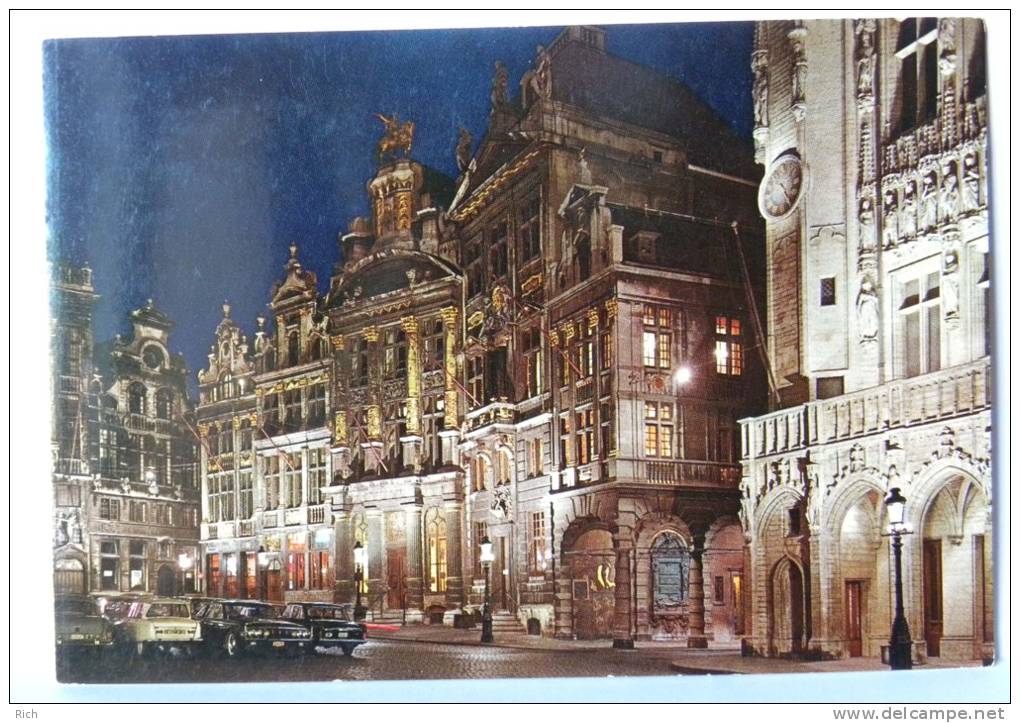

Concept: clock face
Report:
left=143, top=346, right=164, bottom=370
left=759, top=155, right=804, bottom=220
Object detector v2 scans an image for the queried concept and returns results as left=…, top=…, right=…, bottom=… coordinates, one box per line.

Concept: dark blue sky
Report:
left=44, top=22, right=753, bottom=390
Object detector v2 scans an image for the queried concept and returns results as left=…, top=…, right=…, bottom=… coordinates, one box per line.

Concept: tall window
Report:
left=896, top=18, right=939, bottom=132
left=129, top=540, right=146, bottom=591
left=576, top=409, right=595, bottom=464
left=101, top=541, right=119, bottom=590
left=287, top=538, right=306, bottom=590
left=599, top=328, right=613, bottom=370
left=644, top=402, right=674, bottom=458
left=577, top=324, right=595, bottom=379
left=496, top=450, right=512, bottom=485
left=974, top=250, right=990, bottom=357
left=425, top=507, right=448, bottom=593
left=490, top=222, right=509, bottom=279
left=642, top=305, right=672, bottom=368
left=262, top=393, right=280, bottom=434
left=351, top=337, right=369, bottom=386
left=308, top=383, right=327, bottom=427
left=522, top=326, right=543, bottom=399
left=99, top=497, right=120, bottom=520
left=467, top=356, right=484, bottom=410
left=285, top=452, right=303, bottom=508
left=99, top=428, right=119, bottom=477
left=559, top=414, right=572, bottom=468
left=474, top=521, right=488, bottom=577
left=465, top=238, right=484, bottom=298
left=307, top=448, right=326, bottom=505
left=238, top=471, right=253, bottom=519
left=129, top=382, right=147, bottom=415
left=283, top=389, right=302, bottom=431
left=518, top=196, right=542, bottom=263
left=155, top=389, right=173, bottom=420
left=423, top=319, right=445, bottom=371
left=287, top=329, right=300, bottom=367
left=714, top=316, right=743, bottom=376
left=900, top=272, right=941, bottom=377
left=264, top=455, right=281, bottom=509
left=600, top=400, right=615, bottom=458
left=205, top=553, right=221, bottom=596
left=383, top=328, right=407, bottom=379
left=529, top=511, right=548, bottom=573
left=310, top=549, right=332, bottom=590
left=471, top=456, right=488, bottom=493
left=527, top=437, right=544, bottom=478
left=128, top=500, right=146, bottom=523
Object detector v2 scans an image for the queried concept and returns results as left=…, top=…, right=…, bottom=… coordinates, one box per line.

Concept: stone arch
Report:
left=767, top=555, right=808, bottom=656
left=561, top=520, right=616, bottom=640
left=908, top=462, right=992, bottom=661
left=560, top=515, right=613, bottom=563
left=823, top=474, right=888, bottom=538
left=754, top=485, right=805, bottom=535
left=632, top=515, right=691, bottom=641
left=703, top=514, right=747, bottom=644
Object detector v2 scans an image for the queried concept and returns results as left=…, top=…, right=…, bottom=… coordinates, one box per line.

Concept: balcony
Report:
left=263, top=511, right=279, bottom=528
left=53, top=458, right=90, bottom=476
left=621, top=458, right=740, bottom=488
left=124, top=413, right=176, bottom=436
left=308, top=505, right=328, bottom=525
left=575, top=377, right=595, bottom=405
left=465, top=400, right=515, bottom=434
left=742, top=359, right=991, bottom=459
left=238, top=519, right=255, bottom=537
left=284, top=507, right=305, bottom=526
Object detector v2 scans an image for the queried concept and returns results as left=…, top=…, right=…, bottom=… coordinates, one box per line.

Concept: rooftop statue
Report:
left=374, top=112, right=415, bottom=163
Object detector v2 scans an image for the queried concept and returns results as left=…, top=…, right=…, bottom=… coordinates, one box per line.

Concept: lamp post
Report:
left=479, top=535, right=495, bottom=643
left=885, top=487, right=913, bottom=670
left=257, top=546, right=269, bottom=601
left=353, top=541, right=367, bottom=622
left=177, top=552, right=193, bottom=595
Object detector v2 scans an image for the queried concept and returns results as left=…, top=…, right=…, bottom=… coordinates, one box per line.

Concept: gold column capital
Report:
left=440, top=306, right=459, bottom=327
left=330, top=334, right=345, bottom=351
left=363, top=326, right=380, bottom=343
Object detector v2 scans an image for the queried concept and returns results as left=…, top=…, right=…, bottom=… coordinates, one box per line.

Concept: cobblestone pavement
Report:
left=55, top=639, right=686, bottom=684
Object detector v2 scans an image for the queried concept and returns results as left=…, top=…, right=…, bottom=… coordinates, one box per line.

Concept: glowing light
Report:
left=674, top=366, right=692, bottom=385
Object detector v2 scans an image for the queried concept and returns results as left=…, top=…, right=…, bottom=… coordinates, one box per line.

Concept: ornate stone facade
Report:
left=741, top=18, right=992, bottom=663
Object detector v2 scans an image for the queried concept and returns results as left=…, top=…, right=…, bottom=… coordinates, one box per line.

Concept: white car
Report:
left=113, top=598, right=202, bottom=657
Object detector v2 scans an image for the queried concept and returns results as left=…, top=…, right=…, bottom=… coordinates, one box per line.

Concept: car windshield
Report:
left=225, top=604, right=276, bottom=621
left=55, top=598, right=95, bottom=616
left=103, top=601, right=134, bottom=618
left=306, top=606, right=351, bottom=621
left=146, top=603, right=190, bottom=618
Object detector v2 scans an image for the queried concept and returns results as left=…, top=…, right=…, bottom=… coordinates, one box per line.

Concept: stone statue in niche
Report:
left=900, top=180, right=918, bottom=238
left=882, top=188, right=899, bottom=249
left=942, top=249, right=960, bottom=322
left=855, top=20, right=876, bottom=99
left=962, top=152, right=981, bottom=210
left=849, top=443, right=865, bottom=473
left=939, top=161, right=960, bottom=222
left=920, top=171, right=938, bottom=232
left=858, top=196, right=876, bottom=255
left=856, top=277, right=879, bottom=343
left=752, top=53, right=769, bottom=128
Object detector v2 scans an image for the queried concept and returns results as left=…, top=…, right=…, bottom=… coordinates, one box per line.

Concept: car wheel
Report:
left=223, top=632, right=241, bottom=658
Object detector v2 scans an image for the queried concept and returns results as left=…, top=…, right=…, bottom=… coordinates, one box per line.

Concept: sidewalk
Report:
left=367, top=624, right=983, bottom=675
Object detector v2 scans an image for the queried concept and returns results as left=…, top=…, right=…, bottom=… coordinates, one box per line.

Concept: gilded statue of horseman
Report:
left=374, top=112, right=415, bottom=162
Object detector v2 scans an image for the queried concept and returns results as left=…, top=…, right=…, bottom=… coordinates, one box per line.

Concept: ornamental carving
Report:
left=856, top=276, right=879, bottom=344
left=491, top=484, right=512, bottom=519
left=374, top=112, right=414, bottom=163
left=788, top=24, right=807, bottom=121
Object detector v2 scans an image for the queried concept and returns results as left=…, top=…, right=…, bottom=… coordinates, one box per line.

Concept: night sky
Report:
left=44, top=21, right=753, bottom=391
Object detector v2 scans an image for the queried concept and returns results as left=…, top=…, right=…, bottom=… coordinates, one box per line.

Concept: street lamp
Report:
left=479, top=535, right=495, bottom=643
left=674, top=366, right=692, bottom=386
left=177, top=552, right=193, bottom=595
left=257, top=546, right=269, bottom=601
left=353, top=541, right=367, bottom=622
left=884, top=487, right=913, bottom=670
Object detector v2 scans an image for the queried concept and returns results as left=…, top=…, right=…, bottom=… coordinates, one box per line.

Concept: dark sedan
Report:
left=280, top=602, right=367, bottom=656
left=193, top=600, right=313, bottom=658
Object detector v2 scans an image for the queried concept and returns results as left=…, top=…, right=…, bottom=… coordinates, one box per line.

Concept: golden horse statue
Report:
left=374, top=113, right=415, bottom=162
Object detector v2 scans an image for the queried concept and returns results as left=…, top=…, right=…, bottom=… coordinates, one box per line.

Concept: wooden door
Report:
left=157, top=565, right=176, bottom=597
left=731, top=572, right=744, bottom=636
left=387, top=548, right=407, bottom=609
left=267, top=562, right=284, bottom=602
left=491, top=537, right=508, bottom=611
left=845, top=580, right=863, bottom=657
left=923, top=539, right=943, bottom=657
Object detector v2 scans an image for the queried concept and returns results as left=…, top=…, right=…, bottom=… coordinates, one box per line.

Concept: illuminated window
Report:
left=899, top=272, right=941, bottom=377
left=288, top=538, right=306, bottom=590
left=129, top=382, right=147, bottom=415
left=529, top=511, right=548, bottom=573
left=644, top=402, right=674, bottom=458
left=576, top=409, right=595, bottom=464
left=523, top=327, right=543, bottom=398
left=642, top=305, right=672, bottom=368
left=425, top=507, right=448, bottom=593
left=527, top=438, right=544, bottom=477
left=714, top=316, right=743, bottom=376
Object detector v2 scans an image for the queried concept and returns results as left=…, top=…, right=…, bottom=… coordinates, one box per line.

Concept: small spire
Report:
left=289, top=242, right=298, bottom=260
left=256, top=315, right=266, bottom=330
left=146, top=298, right=154, bottom=308
left=222, top=300, right=232, bottom=318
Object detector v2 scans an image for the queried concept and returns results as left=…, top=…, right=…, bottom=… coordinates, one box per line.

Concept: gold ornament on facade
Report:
left=367, top=406, right=383, bottom=440
left=467, top=310, right=484, bottom=329
left=587, top=307, right=600, bottom=331
left=440, top=306, right=459, bottom=327
left=521, top=273, right=543, bottom=295
left=363, top=326, right=380, bottom=343
left=604, top=298, right=618, bottom=319
left=396, top=192, right=412, bottom=230
left=330, top=334, right=345, bottom=351
left=374, top=112, right=415, bottom=162
left=333, top=411, right=348, bottom=446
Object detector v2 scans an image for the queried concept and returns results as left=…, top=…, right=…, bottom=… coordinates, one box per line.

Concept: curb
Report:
left=367, top=634, right=622, bottom=653
left=669, top=661, right=741, bottom=675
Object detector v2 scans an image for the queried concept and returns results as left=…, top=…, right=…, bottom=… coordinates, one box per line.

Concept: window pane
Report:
left=660, top=425, right=673, bottom=457
left=926, top=305, right=941, bottom=372
left=644, top=424, right=658, bottom=457
left=658, top=332, right=671, bottom=368
left=904, top=311, right=921, bottom=377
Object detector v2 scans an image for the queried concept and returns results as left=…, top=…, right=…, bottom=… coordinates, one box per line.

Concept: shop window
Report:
left=129, top=541, right=146, bottom=591
left=288, top=538, right=307, bottom=590
left=100, top=541, right=119, bottom=591
left=425, top=507, right=448, bottom=593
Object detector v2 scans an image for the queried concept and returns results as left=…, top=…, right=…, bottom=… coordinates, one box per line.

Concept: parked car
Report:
left=55, top=595, right=114, bottom=651
left=93, top=592, right=153, bottom=622
left=112, top=598, right=202, bottom=657
left=193, top=600, right=313, bottom=658
left=280, top=602, right=367, bottom=656
left=177, top=595, right=218, bottom=619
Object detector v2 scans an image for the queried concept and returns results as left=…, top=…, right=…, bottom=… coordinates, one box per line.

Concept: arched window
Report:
left=287, top=330, right=300, bottom=367
left=425, top=507, right=448, bottom=593
left=128, top=382, right=147, bottom=415
left=651, top=533, right=690, bottom=608
left=155, top=389, right=173, bottom=420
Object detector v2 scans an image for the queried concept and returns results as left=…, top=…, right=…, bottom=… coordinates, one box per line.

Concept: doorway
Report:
left=923, top=539, right=943, bottom=657
left=156, top=565, right=176, bottom=597
left=845, top=580, right=864, bottom=657
left=387, top=548, right=407, bottom=609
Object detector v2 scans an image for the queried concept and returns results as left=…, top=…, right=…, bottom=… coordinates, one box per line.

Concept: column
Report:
left=444, top=502, right=464, bottom=610
left=612, top=543, right=634, bottom=649
left=405, top=504, right=424, bottom=621
left=367, top=510, right=384, bottom=593
left=400, top=316, right=424, bottom=470
left=687, top=533, right=708, bottom=648
left=300, top=448, right=309, bottom=506
left=198, top=424, right=210, bottom=524
left=334, top=510, right=353, bottom=603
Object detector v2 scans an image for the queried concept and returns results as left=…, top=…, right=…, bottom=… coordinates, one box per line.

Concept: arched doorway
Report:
left=835, top=488, right=888, bottom=658
left=565, top=528, right=615, bottom=639
left=769, top=557, right=806, bottom=656
left=919, top=476, right=991, bottom=660
left=649, top=532, right=690, bottom=641
left=54, top=558, right=86, bottom=594
left=156, top=565, right=176, bottom=597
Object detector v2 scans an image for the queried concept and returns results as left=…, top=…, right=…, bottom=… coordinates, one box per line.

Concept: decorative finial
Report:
left=146, top=298, right=154, bottom=308
left=222, top=300, right=231, bottom=318
left=289, top=243, right=298, bottom=259
left=256, top=315, right=266, bottom=330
